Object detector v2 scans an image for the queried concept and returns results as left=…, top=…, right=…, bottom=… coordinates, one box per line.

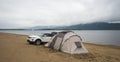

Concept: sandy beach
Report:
left=0, top=32, right=120, bottom=62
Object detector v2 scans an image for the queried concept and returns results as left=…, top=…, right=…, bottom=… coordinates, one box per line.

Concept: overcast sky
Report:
left=0, top=0, right=120, bottom=28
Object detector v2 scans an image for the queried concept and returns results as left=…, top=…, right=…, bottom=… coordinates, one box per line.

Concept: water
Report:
left=0, top=30, right=120, bottom=46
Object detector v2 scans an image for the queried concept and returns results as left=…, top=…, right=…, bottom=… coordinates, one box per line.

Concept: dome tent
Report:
left=45, top=31, right=88, bottom=54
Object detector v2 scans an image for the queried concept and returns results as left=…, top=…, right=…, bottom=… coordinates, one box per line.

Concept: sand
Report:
left=0, top=32, right=120, bottom=62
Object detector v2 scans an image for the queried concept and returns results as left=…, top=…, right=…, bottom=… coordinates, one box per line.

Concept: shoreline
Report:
left=0, top=32, right=120, bottom=62
left=0, top=31, right=119, bottom=46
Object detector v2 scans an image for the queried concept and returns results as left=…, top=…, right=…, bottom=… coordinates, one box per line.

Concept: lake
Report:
left=0, top=30, right=120, bottom=46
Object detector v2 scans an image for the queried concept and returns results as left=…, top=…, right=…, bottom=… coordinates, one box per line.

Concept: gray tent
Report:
left=45, top=31, right=88, bottom=54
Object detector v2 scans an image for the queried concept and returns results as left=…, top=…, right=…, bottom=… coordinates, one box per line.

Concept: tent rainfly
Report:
left=45, top=31, right=88, bottom=54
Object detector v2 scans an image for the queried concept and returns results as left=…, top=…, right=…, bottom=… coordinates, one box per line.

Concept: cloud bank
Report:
left=0, top=0, right=120, bottom=28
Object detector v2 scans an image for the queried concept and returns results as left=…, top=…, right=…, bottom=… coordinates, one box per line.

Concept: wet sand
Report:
left=0, top=32, right=120, bottom=62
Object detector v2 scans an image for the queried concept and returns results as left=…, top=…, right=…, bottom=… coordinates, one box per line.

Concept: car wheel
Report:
left=35, top=40, right=41, bottom=45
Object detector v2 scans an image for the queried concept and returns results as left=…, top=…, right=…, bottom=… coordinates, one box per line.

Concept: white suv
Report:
left=27, top=32, right=57, bottom=45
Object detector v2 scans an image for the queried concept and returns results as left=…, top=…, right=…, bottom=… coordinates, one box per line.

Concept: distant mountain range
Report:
left=1, top=22, right=119, bottom=30
left=30, top=22, right=120, bottom=30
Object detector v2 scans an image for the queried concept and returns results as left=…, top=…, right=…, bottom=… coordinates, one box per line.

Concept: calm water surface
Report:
left=0, top=30, right=120, bottom=46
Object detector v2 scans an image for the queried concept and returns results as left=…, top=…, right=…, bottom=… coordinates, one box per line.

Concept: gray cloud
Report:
left=0, top=0, right=120, bottom=28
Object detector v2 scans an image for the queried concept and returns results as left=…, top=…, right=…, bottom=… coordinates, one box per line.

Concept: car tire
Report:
left=35, top=39, right=41, bottom=45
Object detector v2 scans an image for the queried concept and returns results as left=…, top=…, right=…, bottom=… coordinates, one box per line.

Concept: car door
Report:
left=42, top=34, right=51, bottom=42
left=45, top=36, right=51, bottom=42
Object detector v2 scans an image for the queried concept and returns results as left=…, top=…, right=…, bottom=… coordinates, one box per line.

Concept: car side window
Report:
left=47, top=34, right=52, bottom=37
left=42, top=35, right=47, bottom=37
left=42, top=34, right=52, bottom=37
